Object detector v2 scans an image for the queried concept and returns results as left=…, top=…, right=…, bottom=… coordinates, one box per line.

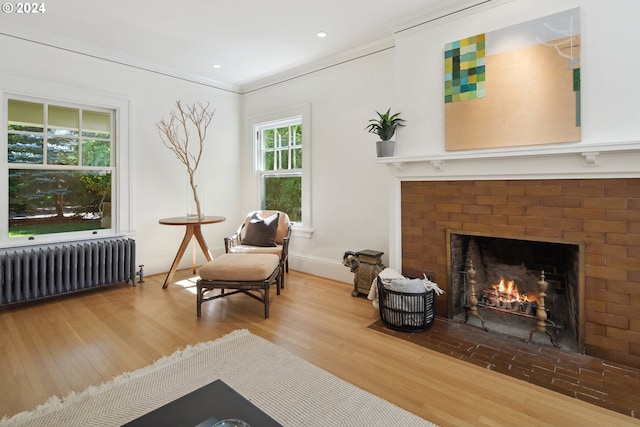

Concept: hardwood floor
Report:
left=1, top=269, right=638, bottom=426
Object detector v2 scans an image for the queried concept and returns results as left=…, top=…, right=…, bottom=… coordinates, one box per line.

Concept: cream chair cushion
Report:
left=199, top=254, right=280, bottom=281
left=228, top=245, right=283, bottom=256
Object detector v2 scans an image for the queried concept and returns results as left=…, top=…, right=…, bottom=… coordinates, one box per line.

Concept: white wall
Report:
left=385, top=0, right=640, bottom=270
left=239, top=0, right=640, bottom=283
left=242, top=49, right=396, bottom=283
left=5, top=0, right=636, bottom=286
left=0, top=35, right=243, bottom=276
left=395, top=0, right=640, bottom=158
left=0, top=30, right=393, bottom=285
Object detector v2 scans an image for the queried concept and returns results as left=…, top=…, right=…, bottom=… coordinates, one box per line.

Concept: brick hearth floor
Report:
left=369, top=317, right=640, bottom=419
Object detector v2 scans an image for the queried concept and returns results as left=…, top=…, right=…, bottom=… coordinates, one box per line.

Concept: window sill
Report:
left=292, top=227, right=314, bottom=239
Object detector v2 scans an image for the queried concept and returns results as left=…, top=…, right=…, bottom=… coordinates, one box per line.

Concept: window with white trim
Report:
left=6, top=96, right=114, bottom=239
left=253, top=104, right=311, bottom=231
left=256, top=117, right=302, bottom=222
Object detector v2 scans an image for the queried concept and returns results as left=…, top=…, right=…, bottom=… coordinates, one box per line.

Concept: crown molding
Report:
left=387, top=0, right=515, bottom=37
left=1, top=0, right=515, bottom=96
left=3, top=17, right=395, bottom=96
left=0, top=22, right=241, bottom=94
left=238, top=37, right=396, bottom=94
left=238, top=0, right=517, bottom=94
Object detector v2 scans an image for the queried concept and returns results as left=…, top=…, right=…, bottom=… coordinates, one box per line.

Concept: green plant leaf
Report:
left=365, top=108, right=406, bottom=141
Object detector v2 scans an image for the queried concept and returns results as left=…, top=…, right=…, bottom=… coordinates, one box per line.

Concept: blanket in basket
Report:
left=368, top=268, right=443, bottom=309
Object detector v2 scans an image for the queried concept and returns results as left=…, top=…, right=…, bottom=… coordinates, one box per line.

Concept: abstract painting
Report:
left=444, top=8, right=581, bottom=151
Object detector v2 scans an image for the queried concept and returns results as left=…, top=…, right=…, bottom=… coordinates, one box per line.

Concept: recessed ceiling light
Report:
left=316, top=31, right=327, bottom=38
left=213, top=64, right=222, bottom=69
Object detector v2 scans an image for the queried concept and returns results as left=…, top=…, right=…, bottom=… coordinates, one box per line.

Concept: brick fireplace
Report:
left=399, top=178, right=640, bottom=369
left=447, top=230, right=583, bottom=352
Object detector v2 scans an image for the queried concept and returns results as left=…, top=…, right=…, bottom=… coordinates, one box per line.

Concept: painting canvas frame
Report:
left=444, top=8, right=581, bottom=151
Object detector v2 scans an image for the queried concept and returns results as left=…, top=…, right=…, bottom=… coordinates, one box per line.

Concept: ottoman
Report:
left=197, top=253, right=281, bottom=319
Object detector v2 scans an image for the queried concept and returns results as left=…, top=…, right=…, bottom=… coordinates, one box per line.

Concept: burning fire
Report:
left=483, top=277, right=539, bottom=308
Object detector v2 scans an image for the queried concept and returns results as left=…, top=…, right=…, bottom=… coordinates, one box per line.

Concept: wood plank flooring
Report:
left=1, top=270, right=638, bottom=427
left=370, top=317, right=640, bottom=418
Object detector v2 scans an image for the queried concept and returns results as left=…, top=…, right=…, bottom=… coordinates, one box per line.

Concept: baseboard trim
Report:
left=289, top=253, right=353, bottom=284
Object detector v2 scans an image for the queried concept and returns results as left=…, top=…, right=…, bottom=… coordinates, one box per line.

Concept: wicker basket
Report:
left=377, top=277, right=436, bottom=332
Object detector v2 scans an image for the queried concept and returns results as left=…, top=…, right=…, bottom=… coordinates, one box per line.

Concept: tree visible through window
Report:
left=7, top=98, right=113, bottom=237
left=257, top=117, right=302, bottom=223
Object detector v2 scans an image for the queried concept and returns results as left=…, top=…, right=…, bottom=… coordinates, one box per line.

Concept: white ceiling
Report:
left=0, top=0, right=487, bottom=92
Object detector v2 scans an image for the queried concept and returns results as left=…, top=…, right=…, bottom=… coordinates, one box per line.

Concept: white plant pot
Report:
left=376, top=140, right=396, bottom=157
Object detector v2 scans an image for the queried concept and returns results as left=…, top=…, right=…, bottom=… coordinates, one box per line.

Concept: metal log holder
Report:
left=462, top=261, right=488, bottom=331
left=526, top=271, right=560, bottom=347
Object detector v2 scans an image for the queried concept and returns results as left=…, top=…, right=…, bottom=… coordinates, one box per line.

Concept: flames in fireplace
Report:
left=480, top=277, right=540, bottom=315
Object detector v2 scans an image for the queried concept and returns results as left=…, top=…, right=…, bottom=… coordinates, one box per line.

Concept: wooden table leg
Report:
left=192, top=240, right=196, bottom=274
left=163, top=225, right=196, bottom=288
left=163, top=224, right=214, bottom=288
left=193, top=225, right=213, bottom=262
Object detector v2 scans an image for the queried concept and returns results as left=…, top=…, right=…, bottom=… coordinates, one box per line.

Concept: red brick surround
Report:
left=401, top=178, right=640, bottom=368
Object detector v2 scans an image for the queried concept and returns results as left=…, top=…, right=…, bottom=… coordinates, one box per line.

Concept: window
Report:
left=6, top=97, right=114, bottom=239
left=256, top=117, right=302, bottom=222
left=252, top=104, right=311, bottom=234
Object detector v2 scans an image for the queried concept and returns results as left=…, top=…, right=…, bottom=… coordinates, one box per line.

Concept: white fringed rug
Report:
left=1, top=329, right=437, bottom=426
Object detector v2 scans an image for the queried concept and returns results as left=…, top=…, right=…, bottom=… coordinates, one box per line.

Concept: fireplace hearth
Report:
left=447, top=230, right=584, bottom=352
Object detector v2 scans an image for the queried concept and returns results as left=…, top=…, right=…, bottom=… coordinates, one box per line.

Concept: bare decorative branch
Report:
left=156, top=101, right=215, bottom=219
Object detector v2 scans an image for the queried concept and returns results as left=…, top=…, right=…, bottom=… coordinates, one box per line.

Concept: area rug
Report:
left=1, top=329, right=436, bottom=426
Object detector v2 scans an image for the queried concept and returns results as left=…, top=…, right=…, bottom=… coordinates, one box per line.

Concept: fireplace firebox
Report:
left=447, top=230, right=584, bottom=352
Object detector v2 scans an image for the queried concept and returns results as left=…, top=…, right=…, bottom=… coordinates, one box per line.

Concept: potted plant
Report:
left=365, top=108, right=406, bottom=157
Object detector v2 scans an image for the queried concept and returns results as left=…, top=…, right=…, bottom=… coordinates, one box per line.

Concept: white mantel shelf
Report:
left=377, top=140, right=640, bottom=180
left=383, top=140, right=640, bottom=271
